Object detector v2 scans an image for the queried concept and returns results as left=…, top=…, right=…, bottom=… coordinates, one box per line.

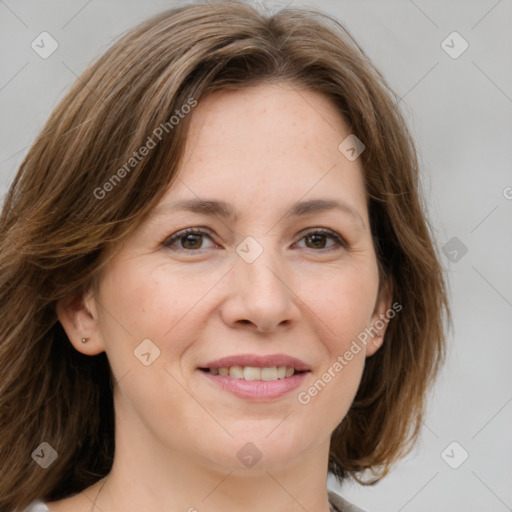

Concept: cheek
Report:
left=98, top=260, right=206, bottom=338
left=300, top=259, right=379, bottom=348
left=305, top=261, right=378, bottom=420
left=94, top=261, right=196, bottom=378
left=94, top=262, right=208, bottom=430
left=297, top=340, right=366, bottom=433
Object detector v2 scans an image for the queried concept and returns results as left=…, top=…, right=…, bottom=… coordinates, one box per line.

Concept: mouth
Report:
left=198, top=366, right=308, bottom=381
left=197, top=354, right=311, bottom=401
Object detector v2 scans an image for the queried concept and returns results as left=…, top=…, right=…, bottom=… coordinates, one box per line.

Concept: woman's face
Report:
left=61, top=82, right=391, bottom=473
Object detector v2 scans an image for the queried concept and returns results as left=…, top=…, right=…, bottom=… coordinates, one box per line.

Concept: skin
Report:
left=52, top=81, right=391, bottom=512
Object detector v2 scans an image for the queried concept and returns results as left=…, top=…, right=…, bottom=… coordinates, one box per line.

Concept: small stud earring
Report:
left=81, top=337, right=89, bottom=344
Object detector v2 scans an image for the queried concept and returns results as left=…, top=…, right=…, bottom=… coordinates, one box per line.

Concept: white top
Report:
left=23, top=490, right=366, bottom=512
left=328, top=490, right=367, bottom=512
left=21, top=502, right=50, bottom=512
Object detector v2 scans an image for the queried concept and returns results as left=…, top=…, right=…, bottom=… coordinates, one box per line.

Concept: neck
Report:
left=96, top=404, right=334, bottom=512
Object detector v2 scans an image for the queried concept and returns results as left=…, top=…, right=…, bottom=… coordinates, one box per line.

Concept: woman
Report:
left=0, top=1, right=450, bottom=511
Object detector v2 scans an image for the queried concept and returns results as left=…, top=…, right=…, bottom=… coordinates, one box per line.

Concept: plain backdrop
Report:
left=1, top=1, right=511, bottom=511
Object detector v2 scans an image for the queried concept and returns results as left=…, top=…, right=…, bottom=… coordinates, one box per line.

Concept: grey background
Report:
left=1, top=1, right=511, bottom=510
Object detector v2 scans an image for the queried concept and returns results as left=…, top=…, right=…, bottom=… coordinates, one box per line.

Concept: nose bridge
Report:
left=227, top=234, right=298, bottom=332
left=236, top=236, right=287, bottom=296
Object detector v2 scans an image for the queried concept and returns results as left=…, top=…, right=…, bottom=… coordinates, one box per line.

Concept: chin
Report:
left=197, top=430, right=310, bottom=472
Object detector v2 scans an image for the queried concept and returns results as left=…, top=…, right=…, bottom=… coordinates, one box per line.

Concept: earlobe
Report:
left=366, top=329, right=384, bottom=356
left=366, top=278, right=393, bottom=357
left=55, top=289, right=105, bottom=356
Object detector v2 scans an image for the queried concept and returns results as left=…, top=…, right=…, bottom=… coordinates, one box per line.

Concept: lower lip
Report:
left=198, top=370, right=309, bottom=401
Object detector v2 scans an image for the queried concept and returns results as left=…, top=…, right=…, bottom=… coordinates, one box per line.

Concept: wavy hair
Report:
left=0, top=1, right=450, bottom=509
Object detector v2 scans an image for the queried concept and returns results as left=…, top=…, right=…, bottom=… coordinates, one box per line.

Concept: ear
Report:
left=55, top=286, right=105, bottom=356
left=365, top=276, right=393, bottom=357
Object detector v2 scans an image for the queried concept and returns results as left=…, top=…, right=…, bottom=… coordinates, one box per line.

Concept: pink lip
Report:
left=200, top=353, right=310, bottom=372
left=199, top=370, right=309, bottom=401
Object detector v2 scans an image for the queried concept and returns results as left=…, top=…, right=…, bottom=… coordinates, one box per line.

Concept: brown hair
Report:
left=0, top=1, right=450, bottom=509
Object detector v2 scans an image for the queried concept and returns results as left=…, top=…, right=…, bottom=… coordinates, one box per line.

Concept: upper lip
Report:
left=200, top=354, right=310, bottom=372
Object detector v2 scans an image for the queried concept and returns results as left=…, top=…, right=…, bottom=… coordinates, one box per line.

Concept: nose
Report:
left=221, top=246, right=301, bottom=334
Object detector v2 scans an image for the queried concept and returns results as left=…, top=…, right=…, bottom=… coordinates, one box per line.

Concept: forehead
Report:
left=184, top=82, right=351, bottom=161
left=154, top=82, right=369, bottom=223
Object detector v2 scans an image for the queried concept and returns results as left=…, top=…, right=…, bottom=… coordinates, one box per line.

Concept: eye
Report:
left=163, top=228, right=216, bottom=251
left=163, top=227, right=348, bottom=253
left=295, top=228, right=348, bottom=251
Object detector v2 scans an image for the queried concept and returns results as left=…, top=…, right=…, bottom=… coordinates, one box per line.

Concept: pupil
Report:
left=183, top=234, right=201, bottom=249
left=308, top=234, right=325, bottom=249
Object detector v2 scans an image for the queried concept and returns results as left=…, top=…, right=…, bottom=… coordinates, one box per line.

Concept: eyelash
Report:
left=163, top=227, right=348, bottom=253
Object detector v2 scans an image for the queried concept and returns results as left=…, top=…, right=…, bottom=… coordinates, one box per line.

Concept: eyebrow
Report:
left=152, top=198, right=365, bottom=229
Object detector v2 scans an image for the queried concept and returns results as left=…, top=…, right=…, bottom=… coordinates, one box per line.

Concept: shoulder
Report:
left=22, top=493, right=92, bottom=512
left=328, top=489, right=367, bottom=512
left=20, top=501, right=50, bottom=512
left=26, top=478, right=106, bottom=512
left=26, top=491, right=361, bottom=512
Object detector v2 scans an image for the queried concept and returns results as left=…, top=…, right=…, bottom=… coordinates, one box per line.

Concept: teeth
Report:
left=229, top=366, right=244, bottom=379
left=209, top=366, right=296, bottom=381
left=277, top=366, right=287, bottom=379
left=261, top=367, right=278, bottom=381
left=243, top=366, right=261, bottom=381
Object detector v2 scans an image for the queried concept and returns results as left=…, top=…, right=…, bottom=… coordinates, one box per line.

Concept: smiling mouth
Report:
left=199, top=366, right=308, bottom=381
